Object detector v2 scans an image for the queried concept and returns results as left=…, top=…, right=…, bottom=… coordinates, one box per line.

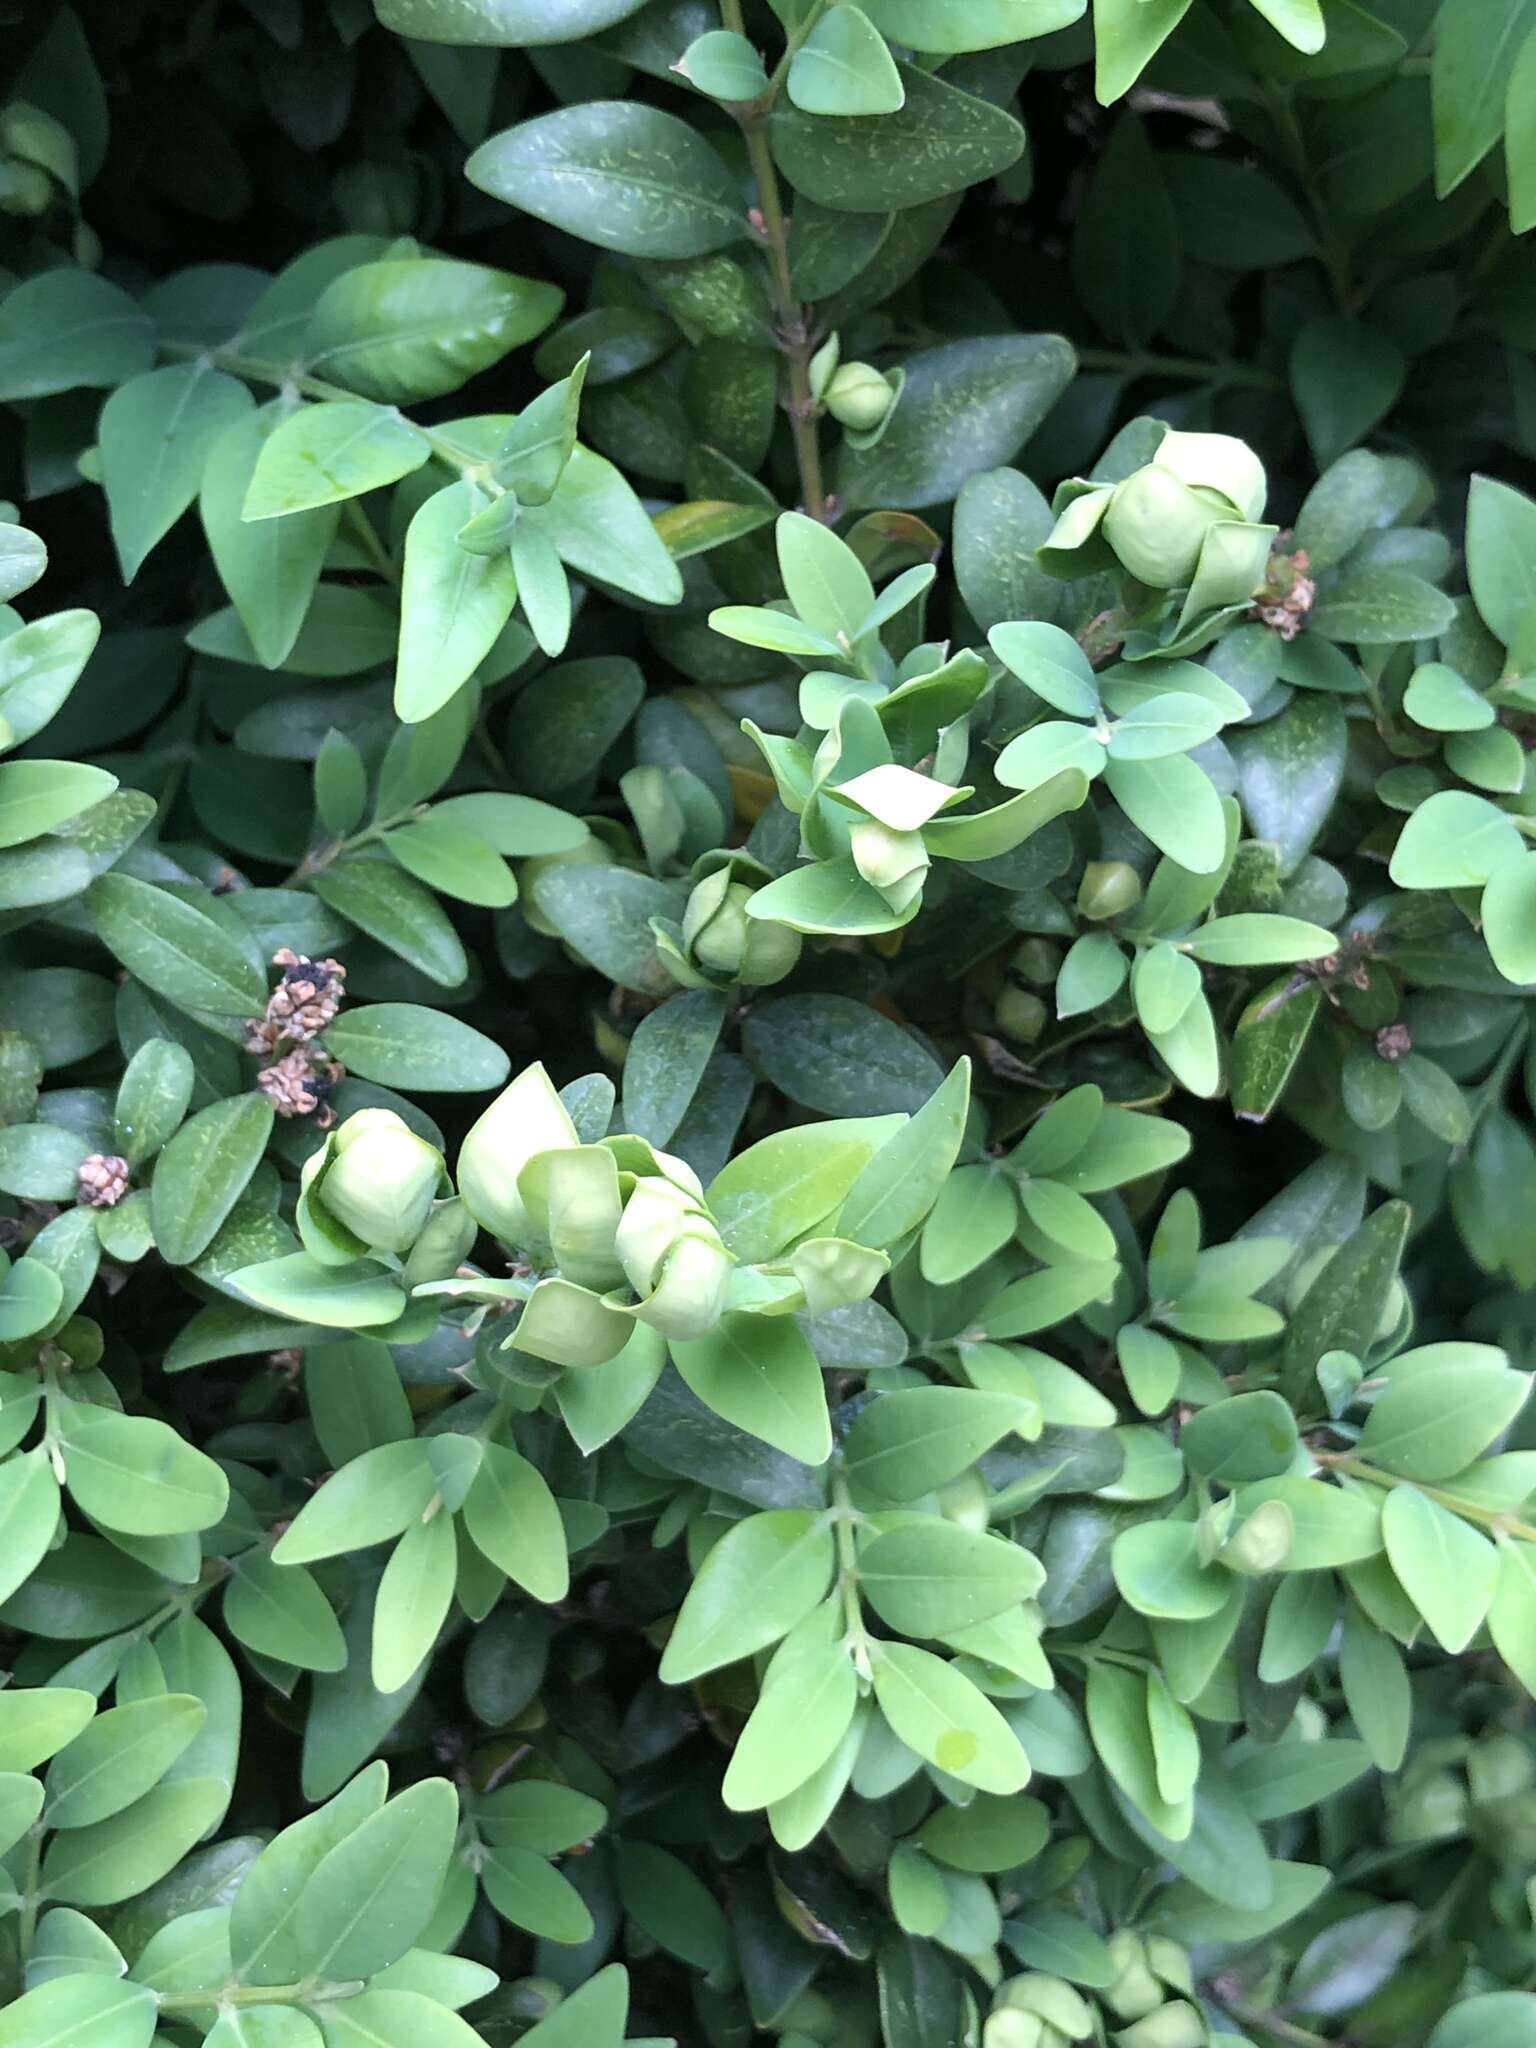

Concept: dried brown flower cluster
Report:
left=77, top=1153, right=131, bottom=1208
left=247, top=951, right=347, bottom=1123
left=1253, top=542, right=1316, bottom=641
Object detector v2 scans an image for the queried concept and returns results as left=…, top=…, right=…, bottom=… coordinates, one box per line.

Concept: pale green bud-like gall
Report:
left=615, top=1176, right=705, bottom=1297
left=1114, top=2001, right=1206, bottom=2048
left=826, top=360, right=895, bottom=433
left=632, top=1227, right=733, bottom=1340
left=1077, top=860, right=1142, bottom=921
left=0, top=161, right=51, bottom=216
left=938, top=1470, right=990, bottom=1533
left=513, top=1275, right=631, bottom=1368
left=401, top=1197, right=478, bottom=1289
left=457, top=1062, right=579, bottom=1251
left=998, top=1974, right=1094, bottom=2039
left=1102, top=467, right=1220, bottom=589
left=1104, top=1932, right=1163, bottom=2021
left=1154, top=429, right=1267, bottom=524
left=1217, top=1498, right=1294, bottom=1575
left=983, top=2014, right=1047, bottom=2048
left=315, top=1109, right=442, bottom=1254
left=683, top=873, right=802, bottom=986
left=1144, top=1939, right=1192, bottom=1996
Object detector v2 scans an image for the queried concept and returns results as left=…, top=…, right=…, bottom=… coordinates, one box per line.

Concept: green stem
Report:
left=1321, top=1453, right=1536, bottom=1543
left=343, top=500, right=401, bottom=587
left=830, top=1470, right=872, bottom=1679
left=160, top=339, right=483, bottom=479
left=161, top=1978, right=362, bottom=2011
left=283, top=801, right=429, bottom=886
left=1076, top=348, right=1283, bottom=393
left=1263, top=87, right=1357, bottom=312
left=15, top=1825, right=42, bottom=1967
left=720, top=0, right=829, bottom=521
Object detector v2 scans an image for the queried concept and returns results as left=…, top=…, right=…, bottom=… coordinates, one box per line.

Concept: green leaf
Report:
left=461, top=1441, right=570, bottom=1602
left=1381, top=1481, right=1498, bottom=1652
left=622, top=989, right=728, bottom=1148
left=0, top=1450, right=62, bottom=1605
left=0, top=270, right=153, bottom=401
left=57, top=1406, right=228, bottom=1536
left=1358, top=1346, right=1529, bottom=1480
left=678, top=28, right=770, bottom=100
left=841, top=336, right=1074, bottom=512
left=40, top=1776, right=227, bottom=1906
left=1338, top=1601, right=1410, bottom=1771
left=859, top=1521, right=1042, bottom=1636
left=295, top=1778, right=458, bottom=1981
left=0, top=1687, right=94, bottom=1773
left=722, top=1610, right=858, bottom=1811
left=872, top=1641, right=1030, bottom=1793
left=507, top=1966, right=629, bottom=2048
left=1290, top=317, right=1406, bottom=468
left=224, top=1553, right=347, bottom=1673
left=99, top=364, right=253, bottom=580
left=151, top=1094, right=275, bottom=1266
left=467, top=104, right=745, bottom=258
left=1103, top=754, right=1227, bottom=873
left=377, top=0, right=648, bottom=39
left=395, top=483, right=519, bottom=724
left=0, top=759, right=116, bottom=850
left=1309, top=567, right=1457, bottom=645
left=1229, top=694, right=1347, bottom=877
left=616, top=1840, right=732, bottom=1974
left=709, top=1122, right=893, bottom=1263
left=1094, top=0, right=1193, bottom=103
left=1180, top=1392, right=1299, bottom=1483
left=303, top=259, right=563, bottom=404
left=845, top=1387, right=1034, bottom=1500
left=743, top=994, right=943, bottom=1117
left=661, top=1509, right=835, bottom=1682
left=312, top=859, right=468, bottom=988
left=200, top=407, right=340, bottom=670
left=772, top=59, right=1023, bottom=213
left=243, top=400, right=432, bottom=519
left=1431, top=0, right=1536, bottom=195
left=91, top=875, right=267, bottom=1017
left=0, top=1978, right=156, bottom=2048
left=789, top=6, right=906, bottom=117
left=1489, top=1538, right=1536, bottom=1694
left=114, top=1039, right=195, bottom=1167
left=274, top=1441, right=437, bottom=1563
left=1466, top=473, right=1536, bottom=645
left=231, top=1251, right=408, bottom=1330
left=482, top=1847, right=594, bottom=1945
left=1429, top=1994, right=1536, bottom=2048
left=1085, top=1661, right=1190, bottom=1838
left=1280, top=1200, right=1408, bottom=1406
left=230, top=1764, right=388, bottom=1983
left=372, top=1507, right=457, bottom=1691
left=671, top=1314, right=833, bottom=1465
left=44, top=1695, right=205, bottom=1830
left=1112, top=1521, right=1231, bottom=1622
left=838, top=1060, right=970, bottom=1249
left=1071, top=116, right=1179, bottom=349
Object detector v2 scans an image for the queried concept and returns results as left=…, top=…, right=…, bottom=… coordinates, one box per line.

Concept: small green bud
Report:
left=1388, top=1767, right=1468, bottom=1844
left=826, top=361, right=896, bottom=433
left=995, top=988, right=1047, bottom=1043
left=1011, top=938, right=1062, bottom=986
left=1155, top=428, right=1267, bottom=523
left=616, top=1176, right=702, bottom=1297
left=1469, top=1733, right=1536, bottom=1805
left=1104, top=1932, right=1163, bottom=2022
left=1114, top=2001, right=1207, bottom=2048
left=1077, top=860, right=1142, bottom=921
left=683, top=874, right=802, bottom=985
left=317, top=1109, right=442, bottom=1253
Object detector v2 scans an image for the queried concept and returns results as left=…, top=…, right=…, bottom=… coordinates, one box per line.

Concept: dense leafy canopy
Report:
left=0, top=4, right=1535, bottom=2048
